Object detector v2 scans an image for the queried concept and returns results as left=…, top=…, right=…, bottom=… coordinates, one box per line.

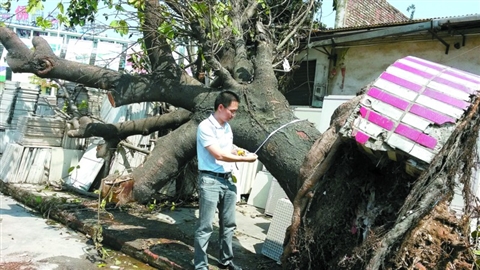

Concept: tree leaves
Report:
left=109, top=20, right=129, bottom=36
left=158, top=21, right=176, bottom=41
left=127, top=0, right=145, bottom=10
left=26, top=0, right=44, bottom=14
left=66, top=0, right=100, bottom=26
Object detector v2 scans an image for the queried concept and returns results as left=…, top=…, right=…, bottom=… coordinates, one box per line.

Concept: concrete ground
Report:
left=0, top=182, right=283, bottom=270
left=0, top=192, right=156, bottom=270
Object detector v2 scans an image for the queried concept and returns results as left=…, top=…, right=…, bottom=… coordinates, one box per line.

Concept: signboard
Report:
left=65, top=39, right=93, bottom=64
left=94, top=41, right=123, bottom=71
left=42, top=36, right=63, bottom=56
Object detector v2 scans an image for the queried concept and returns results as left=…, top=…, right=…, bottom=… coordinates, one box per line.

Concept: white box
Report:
left=264, top=177, right=287, bottom=216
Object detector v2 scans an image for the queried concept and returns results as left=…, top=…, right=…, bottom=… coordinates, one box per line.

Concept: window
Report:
left=284, top=60, right=316, bottom=106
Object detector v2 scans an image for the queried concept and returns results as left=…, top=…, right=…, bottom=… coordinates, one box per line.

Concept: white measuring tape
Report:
left=253, top=119, right=305, bottom=154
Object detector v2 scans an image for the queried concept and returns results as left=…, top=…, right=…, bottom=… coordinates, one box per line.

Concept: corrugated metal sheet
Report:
left=66, top=142, right=104, bottom=191
left=315, top=14, right=480, bottom=34
left=0, top=144, right=51, bottom=184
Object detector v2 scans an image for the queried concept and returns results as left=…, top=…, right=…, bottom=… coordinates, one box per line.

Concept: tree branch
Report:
left=67, top=108, right=192, bottom=139
left=0, top=27, right=120, bottom=87
left=131, top=119, right=198, bottom=203
left=276, top=0, right=315, bottom=51
left=231, top=0, right=254, bottom=83
left=188, top=12, right=238, bottom=88
left=241, top=0, right=259, bottom=24
left=143, top=0, right=177, bottom=72
left=253, top=22, right=276, bottom=84
left=0, top=27, right=209, bottom=110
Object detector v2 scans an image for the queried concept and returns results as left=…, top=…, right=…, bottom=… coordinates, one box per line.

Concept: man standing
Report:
left=194, top=90, right=258, bottom=270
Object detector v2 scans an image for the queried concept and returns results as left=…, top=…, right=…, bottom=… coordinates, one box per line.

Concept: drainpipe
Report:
left=436, top=14, right=480, bottom=26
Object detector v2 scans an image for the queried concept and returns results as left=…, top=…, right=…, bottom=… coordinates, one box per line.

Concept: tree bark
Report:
left=67, top=109, right=192, bottom=139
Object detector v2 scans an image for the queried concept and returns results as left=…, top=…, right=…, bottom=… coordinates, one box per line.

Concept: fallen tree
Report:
left=0, top=0, right=478, bottom=268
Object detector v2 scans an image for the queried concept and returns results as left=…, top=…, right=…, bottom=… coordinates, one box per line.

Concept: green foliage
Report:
left=407, top=4, right=416, bottom=20
left=100, top=197, right=108, bottom=209
left=127, top=0, right=144, bottom=10
left=472, top=227, right=480, bottom=268
left=26, top=0, right=44, bottom=14
left=126, top=40, right=151, bottom=74
left=0, top=1, right=11, bottom=12
left=109, top=19, right=129, bottom=36
left=158, top=20, right=176, bottom=40
left=147, top=199, right=156, bottom=212
left=57, top=2, right=64, bottom=13
left=68, top=165, right=81, bottom=174
left=78, top=100, right=89, bottom=110
left=35, top=16, right=53, bottom=29
left=55, top=12, right=72, bottom=28
left=35, top=195, right=43, bottom=204
left=7, top=0, right=71, bottom=29
left=67, top=0, right=97, bottom=26
left=190, top=1, right=234, bottom=40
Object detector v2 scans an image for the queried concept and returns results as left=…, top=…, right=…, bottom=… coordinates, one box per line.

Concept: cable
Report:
left=253, top=119, right=305, bottom=154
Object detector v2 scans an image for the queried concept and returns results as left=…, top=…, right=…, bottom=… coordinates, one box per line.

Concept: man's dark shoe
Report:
left=217, top=261, right=242, bottom=270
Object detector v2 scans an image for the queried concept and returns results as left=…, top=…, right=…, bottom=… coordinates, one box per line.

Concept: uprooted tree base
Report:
left=282, top=98, right=480, bottom=269
left=283, top=141, right=473, bottom=269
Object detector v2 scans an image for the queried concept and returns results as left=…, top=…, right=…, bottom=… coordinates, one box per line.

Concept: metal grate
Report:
left=262, top=198, right=293, bottom=263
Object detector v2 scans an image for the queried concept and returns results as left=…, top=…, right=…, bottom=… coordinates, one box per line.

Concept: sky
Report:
left=319, top=0, right=480, bottom=28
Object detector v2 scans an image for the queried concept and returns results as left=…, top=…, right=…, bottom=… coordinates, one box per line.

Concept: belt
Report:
left=199, top=170, right=232, bottom=179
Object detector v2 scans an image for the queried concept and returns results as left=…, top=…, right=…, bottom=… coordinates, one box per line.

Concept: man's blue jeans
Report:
left=194, top=172, right=237, bottom=270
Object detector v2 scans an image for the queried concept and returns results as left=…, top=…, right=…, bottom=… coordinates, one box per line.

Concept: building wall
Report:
left=324, top=34, right=480, bottom=96
left=343, top=0, right=408, bottom=27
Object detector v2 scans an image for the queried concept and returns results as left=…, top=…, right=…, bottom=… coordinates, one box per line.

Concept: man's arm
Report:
left=206, top=144, right=257, bottom=163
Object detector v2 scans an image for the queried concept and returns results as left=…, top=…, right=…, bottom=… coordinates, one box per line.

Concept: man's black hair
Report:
left=214, top=90, right=240, bottom=110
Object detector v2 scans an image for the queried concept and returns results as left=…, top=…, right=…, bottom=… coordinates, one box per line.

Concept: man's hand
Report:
left=244, top=153, right=258, bottom=162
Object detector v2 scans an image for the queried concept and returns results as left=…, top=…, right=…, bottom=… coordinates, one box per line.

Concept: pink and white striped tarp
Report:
left=341, top=56, right=480, bottom=171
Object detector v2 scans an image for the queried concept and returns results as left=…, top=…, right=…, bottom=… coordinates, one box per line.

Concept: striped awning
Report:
left=342, top=56, right=480, bottom=164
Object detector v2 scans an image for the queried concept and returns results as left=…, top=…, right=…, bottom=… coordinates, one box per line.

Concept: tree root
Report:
left=367, top=97, right=480, bottom=269
left=281, top=134, right=342, bottom=264
left=366, top=177, right=448, bottom=269
left=281, top=95, right=362, bottom=265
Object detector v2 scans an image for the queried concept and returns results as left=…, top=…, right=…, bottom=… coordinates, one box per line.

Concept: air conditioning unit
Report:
left=262, top=198, right=293, bottom=263
left=264, top=177, right=288, bottom=216
left=312, top=84, right=326, bottom=107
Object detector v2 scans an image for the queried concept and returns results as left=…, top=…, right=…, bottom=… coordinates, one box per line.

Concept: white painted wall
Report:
left=313, top=34, right=480, bottom=96
left=292, top=106, right=323, bottom=131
